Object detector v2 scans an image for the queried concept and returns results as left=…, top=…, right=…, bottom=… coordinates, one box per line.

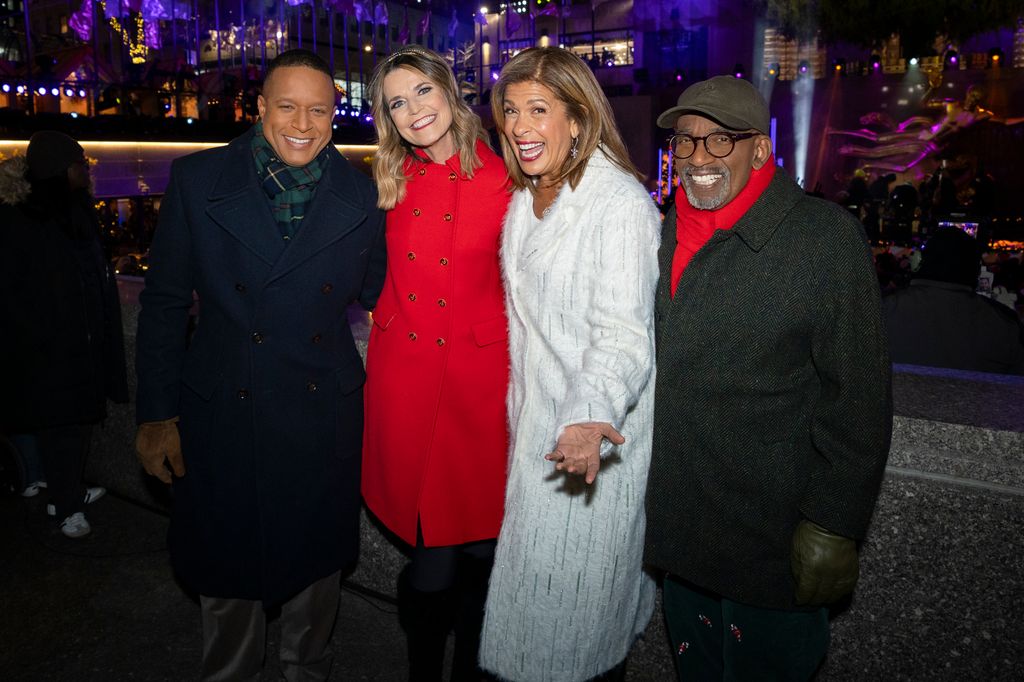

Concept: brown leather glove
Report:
left=791, top=519, right=859, bottom=606
left=135, top=417, right=185, bottom=484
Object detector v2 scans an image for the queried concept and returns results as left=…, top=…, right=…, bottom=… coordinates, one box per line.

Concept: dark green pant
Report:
left=663, top=575, right=829, bottom=681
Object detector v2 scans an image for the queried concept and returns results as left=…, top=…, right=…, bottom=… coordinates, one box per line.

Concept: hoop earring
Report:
left=569, top=135, right=579, bottom=159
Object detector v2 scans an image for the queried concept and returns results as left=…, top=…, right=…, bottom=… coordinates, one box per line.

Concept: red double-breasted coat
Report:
left=362, top=142, right=511, bottom=547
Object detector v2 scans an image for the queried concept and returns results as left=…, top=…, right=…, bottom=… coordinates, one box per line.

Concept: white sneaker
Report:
left=46, top=487, right=107, bottom=516
left=60, top=512, right=91, bottom=538
left=21, top=480, right=47, bottom=497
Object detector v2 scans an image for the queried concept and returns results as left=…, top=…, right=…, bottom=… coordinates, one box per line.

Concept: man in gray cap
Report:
left=645, top=76, right=893, bottom=679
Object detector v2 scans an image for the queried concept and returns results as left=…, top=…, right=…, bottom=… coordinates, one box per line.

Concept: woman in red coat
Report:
left=363, top=45, right=511, bottom=680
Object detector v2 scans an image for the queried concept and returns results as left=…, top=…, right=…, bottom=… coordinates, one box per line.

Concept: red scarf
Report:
left=670, top=156, right=776, bottom=297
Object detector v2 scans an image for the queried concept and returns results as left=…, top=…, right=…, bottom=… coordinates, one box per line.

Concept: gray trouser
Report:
left=200, top=570, right=341, bottom=682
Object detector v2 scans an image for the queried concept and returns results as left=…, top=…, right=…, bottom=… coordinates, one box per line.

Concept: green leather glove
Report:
left=790, top=519, right=859, bottom=606
left=135, top=417, right=184, bottom=484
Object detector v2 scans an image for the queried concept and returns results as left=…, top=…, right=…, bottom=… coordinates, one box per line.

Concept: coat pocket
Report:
left=471, top=315, right=509, bottom=347
left=370, top=305, right=397, bottom=331
left=181, top=352, right=225, bottom=401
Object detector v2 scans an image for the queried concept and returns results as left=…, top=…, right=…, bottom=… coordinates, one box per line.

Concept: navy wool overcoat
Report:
left=136, top=128, right=386, bottom=605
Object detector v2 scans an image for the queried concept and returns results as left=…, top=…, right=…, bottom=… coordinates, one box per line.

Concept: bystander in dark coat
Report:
left=0, top=131, right=128, bottom=537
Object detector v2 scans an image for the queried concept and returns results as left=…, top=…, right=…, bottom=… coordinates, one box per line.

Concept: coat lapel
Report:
left=205, top=130, right=286, bottom=267
left=514, top=158, right=595, bottom=272
left=731, top=170, right=803, bottom=252
left=265, top=148, right=367, bottom=284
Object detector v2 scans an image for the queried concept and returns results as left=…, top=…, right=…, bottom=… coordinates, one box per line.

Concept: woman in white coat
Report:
left=479, top=47, right=660, bottom=682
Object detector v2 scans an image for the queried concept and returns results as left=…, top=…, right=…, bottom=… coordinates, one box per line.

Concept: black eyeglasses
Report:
left=668, top=131, right=759, bottom=160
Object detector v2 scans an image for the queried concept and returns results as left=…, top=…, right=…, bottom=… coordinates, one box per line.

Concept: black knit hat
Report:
left=26, top=131, right=86, bottom=181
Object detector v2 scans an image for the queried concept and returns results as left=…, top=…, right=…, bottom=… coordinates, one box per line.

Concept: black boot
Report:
left=398, top=566, right=455, bottom=682
left=450, top=554, right=494, bottom=682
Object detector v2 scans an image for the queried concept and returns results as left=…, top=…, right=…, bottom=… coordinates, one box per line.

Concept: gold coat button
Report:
left=418, top=168, right=426, bottom=176
left=443, top=213, right=452, bottom=221
left=408, top=293, right=417, bottom=301
left=321, top=283, right=333, bottom=294
left=413, top=208, right=421, bottom=216
left=439, top=257, right=449, bottom=266
left=437, top=299, right=446, bottom=307
left=312, top=334, right=322, bottom=344
left=407, top=251, right=416, bottom=260
left=408, top=332, right=417, bottom=340
left=307, top=382, right=318, bottom=392
left=436, top=338, right=445, bottom=346
left=448, top=172, right=457, bottom=181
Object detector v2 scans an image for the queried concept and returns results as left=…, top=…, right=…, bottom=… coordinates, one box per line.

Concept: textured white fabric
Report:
left=479, top=150, right=661, bottom=682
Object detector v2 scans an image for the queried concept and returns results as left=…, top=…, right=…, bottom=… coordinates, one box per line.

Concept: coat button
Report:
left=443, top=213, right=452, bottom=221
left=437, top=299, right=446, bottom=307
left=439, top=257, right=449, bottom=266
left=418, top=168, right=426, bottom=176
left=312, top=333, right=322, bottom=343
left=408, top=292, right=417, bottom=301
left=235, top=283, right=246, bottom=293
left=307, top=382, right=318, bottom=392
left=321, top=283, right=333, bottom=294
left=436, top=338, right=445, bottom=346
left=251, top=332, right=264, bottom=344
left=237, top=389, right=249, bottom=399
left=407, top=251, right=416, bottom=261
left=413, top=208, right=421, bottom=217
left=408, top=332, right=417, bottom=341
left=448, top=172, right=457, bottom=181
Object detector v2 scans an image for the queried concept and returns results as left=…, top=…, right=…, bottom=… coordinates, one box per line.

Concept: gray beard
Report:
left=681, top=166, right=731, bottom=210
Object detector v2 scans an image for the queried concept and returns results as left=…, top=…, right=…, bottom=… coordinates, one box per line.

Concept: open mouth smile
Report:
left=517, top=141, right=544, bottom=161
left=411, top=115, right=436, bottom=131
left=685, top=171, right=724, bottom=187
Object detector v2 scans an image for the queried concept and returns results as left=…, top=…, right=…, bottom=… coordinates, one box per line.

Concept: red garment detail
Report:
left=362, top=141, right=512, bottom=547
left=670, top=156, right=776, bottom=297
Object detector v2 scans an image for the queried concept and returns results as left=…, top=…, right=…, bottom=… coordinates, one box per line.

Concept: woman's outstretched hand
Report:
left=545, top=422, right=625, bottom=484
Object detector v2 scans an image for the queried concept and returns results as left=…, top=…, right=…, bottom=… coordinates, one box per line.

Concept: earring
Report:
left=569, top=135, right=579, bottom=159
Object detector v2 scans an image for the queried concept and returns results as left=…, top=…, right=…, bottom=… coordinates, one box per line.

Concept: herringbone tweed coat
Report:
left=645, top=169, right=892, bottom=610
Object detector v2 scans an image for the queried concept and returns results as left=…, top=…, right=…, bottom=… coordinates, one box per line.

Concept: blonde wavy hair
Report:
left=491, top=47, right=643, bottom=194
left=368, top=45, right=488, bottom=209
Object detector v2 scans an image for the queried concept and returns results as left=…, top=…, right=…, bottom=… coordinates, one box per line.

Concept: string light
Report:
left=100, top=1, right=149, bottom=64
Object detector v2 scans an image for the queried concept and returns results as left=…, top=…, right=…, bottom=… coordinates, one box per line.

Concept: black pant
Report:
left=36, top=423, right=92, bottom=520
left=662, top=575, right=828, bottom=681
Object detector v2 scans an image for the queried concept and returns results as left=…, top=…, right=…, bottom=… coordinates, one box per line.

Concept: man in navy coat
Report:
left=135, top=50, right=386, bottom=680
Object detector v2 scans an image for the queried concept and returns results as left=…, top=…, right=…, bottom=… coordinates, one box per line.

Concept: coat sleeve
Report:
left=359, top=204, right=387, bottom=311
left=553, top=187, right=660, bottom=449
left=135, top=160, right=194, bottom=423
left=801, top=206, right=893, bottom=539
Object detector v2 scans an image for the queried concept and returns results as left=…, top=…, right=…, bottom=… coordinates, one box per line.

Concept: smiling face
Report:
left=381, top=66, right=455, bottom=163
left=501, top=80, right=580, bottom=186
left=257, top=65, right=335, bottom=167
left=675, top=113, right=771, bottom=210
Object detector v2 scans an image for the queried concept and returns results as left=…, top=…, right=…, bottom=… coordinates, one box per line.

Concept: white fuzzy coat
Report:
left=479, top=150, right=660, bottom=681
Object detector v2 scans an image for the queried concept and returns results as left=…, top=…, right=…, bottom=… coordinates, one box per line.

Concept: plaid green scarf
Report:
left=251, top=122, right=329, bottom=240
